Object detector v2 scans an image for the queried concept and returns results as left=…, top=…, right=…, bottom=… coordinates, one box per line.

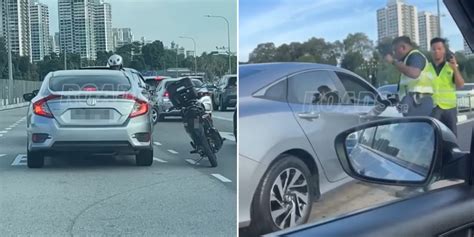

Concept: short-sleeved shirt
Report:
left=402, top=51, right=426, bottom=70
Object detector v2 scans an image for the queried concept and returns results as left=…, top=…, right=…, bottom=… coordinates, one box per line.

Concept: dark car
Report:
left=213, top=74, right=237, bottom=111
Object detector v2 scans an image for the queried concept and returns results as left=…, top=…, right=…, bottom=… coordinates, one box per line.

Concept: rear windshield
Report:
left=49, top=74, right=131, bottom=91
left=227, top=76, right=237, bottom=86
left=192, top=79, right=203, bottom=87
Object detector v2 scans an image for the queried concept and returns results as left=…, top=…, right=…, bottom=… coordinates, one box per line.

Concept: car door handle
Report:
left=297, top=112, right=320, bottom=120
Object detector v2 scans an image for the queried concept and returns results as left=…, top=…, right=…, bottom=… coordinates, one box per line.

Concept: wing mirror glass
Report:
left=334, top=117, right=465, bottom=186
left=32, top=89, right=39, bottom=96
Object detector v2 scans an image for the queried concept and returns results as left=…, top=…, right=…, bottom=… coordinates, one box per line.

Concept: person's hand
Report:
left=448, top=56, right=458, bottom=70
left=384, top=54, right=394, bottom=64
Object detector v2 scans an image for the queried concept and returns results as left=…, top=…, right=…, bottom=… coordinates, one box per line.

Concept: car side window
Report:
left=335, top=72, right=376, bottom=105
left=288, top=70, right=340, bottom=105
left=263, top=79, right=287, bottom=101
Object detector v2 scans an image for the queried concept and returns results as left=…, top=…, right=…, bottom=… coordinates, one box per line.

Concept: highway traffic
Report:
left=0, top=106, right=236, bottom=236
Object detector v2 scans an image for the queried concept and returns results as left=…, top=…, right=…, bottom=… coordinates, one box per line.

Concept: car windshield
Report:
left=192, top=79, right=203, bottom=87
left=49, top=74, right=131, bottom=91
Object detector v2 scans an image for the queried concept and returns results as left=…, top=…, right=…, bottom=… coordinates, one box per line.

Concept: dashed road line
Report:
left=211, top=174, right=232, bottom=183
left=185, top=159, right=197, bottom=165
left=219, top=132, right=235, bottom=142
left=0, top=154, right=6, bottom=157
left=11, top=154, right=27, bottom=166
left=5, top=127, right=11, bottom=130
left=0, top=131, right=8, bottom=133
left=153, top=142, right=162, bottom=146
left=0, top=134, right=3, bottom=137
left=153, top=157, right=168, bottom=163
left=167, top=149, right=178, bottom=154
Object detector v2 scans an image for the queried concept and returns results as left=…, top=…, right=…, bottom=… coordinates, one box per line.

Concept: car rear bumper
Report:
left=27, top=114, right=152, bottom=152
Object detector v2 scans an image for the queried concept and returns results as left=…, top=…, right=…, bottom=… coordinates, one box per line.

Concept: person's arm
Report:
left=448, top=56, right=465, bottom=89
left=385, top=52, right=424, bottom=79
left=393, top=60, right=421, bottom=79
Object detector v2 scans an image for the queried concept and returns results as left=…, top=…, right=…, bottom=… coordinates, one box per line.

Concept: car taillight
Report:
left=82, top=86, right=97, bottom=91
left=163, top=91, right=169, bottom=97
left=119, top=94, right=149, bottom=118
left=33, top=95, right=60, bottom=118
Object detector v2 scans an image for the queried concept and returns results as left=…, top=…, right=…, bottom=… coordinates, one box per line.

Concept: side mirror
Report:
left=32, top=89, right=39, bottom=96
left=335, top=117, right=468, bottom=187
left=23, top=93, right=35, bottom=102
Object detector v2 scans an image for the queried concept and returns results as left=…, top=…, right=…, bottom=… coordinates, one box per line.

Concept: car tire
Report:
left=27, top=150, right=45, bottom=168
left=212, top=97, right=218, bottom=110
left=218, top=97, right=227, bottom=111
left=151, top=107, right=159, bottom=125
left=249, top=154, right=315, bottom=235
left=136, top=148, right=153, bottom=166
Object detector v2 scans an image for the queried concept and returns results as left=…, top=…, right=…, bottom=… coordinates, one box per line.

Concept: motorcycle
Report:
left=167, top=77, right=223, bottom=167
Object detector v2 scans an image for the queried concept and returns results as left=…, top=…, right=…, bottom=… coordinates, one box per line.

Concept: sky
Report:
left=42, top=0, right=237, bottom=55
left=239, top=0, right=466, bottom=62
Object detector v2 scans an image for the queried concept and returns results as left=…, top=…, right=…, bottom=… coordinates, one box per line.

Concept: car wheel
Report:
left=218, top=97, right=227, bottom=111
left=27, top=150, right=45, bottom=168
left=250, top=154, right=314, bottom=235
left=212, top=96, right=218, bottom=110
left=136, top=148, right=153, bottom=166
left=151, top=107, right=159, bottom=125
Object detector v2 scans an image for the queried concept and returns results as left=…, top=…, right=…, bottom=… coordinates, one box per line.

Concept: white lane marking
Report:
left=11, top=154, right=27, bottom=166
left=153, top=157, right=167, bottom=163
left=153, top=142, right=162, bottom=146
left=0, top=134, right=3, bottom=137
left=167, top=149, right=178, bottom=154
left=5, top=127, right=11, bottom=130
left=0, top=131, right=7, bottom=134
left=211, top=174, right=232, bottom=183
left=185, top=159, right=197, bottom=165
left=0, top=154, right=6, bottom=157
left=212, top=115, right=233, bottom=122
left=219, top=132, right=235, bottom=142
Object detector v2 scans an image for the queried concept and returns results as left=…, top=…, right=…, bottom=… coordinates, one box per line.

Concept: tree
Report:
left=248, top=43, right=276, bottom=63
left=96, top=51, right=113, bottom=66
left=142, top=40, right=164, bottom=70
left=341, top=51, right=364, bottom=72
left=343, top=33, right=373, bottom=58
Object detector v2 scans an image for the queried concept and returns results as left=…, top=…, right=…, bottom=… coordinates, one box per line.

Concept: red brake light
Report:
left=163, top=91, right=169, bottom=97
left=33, top=95, right=60, bottom=118
left=155, top=76, right=164, bottom=81
left=118, top=94, right=149, bottom=118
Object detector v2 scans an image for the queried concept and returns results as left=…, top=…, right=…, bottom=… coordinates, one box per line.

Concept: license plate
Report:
left=71, top=109, right=111, bottom=120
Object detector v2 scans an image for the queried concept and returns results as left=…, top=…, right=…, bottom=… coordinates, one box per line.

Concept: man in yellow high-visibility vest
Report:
left=429, top=37, right=465, bottom=136
left=384, top=36, right=435, bottom=117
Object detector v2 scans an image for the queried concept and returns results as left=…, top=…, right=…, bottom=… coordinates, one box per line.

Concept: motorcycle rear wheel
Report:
left=197, top=132, right=217, bottom=167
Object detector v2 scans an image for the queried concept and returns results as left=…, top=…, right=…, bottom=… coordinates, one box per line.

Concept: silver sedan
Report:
left=23, top=69, right=154, bottom=168
left=239, top=63, right=400, bottom=235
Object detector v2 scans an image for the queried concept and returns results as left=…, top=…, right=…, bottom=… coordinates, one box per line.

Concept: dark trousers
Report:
left=431, top=106, right=458, bottom=136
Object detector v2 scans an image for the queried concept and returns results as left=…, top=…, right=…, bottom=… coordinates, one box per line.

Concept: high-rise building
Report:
left=418, top=11, right=439, bottom=51
left=465, top=40, right=473, bottom=58
left=95, top=0, right=112, bottom=52
left=58, top=0, right=99, bottom=60
left=0, top=0, right=31, bottom=59
left=377, top=0, right=419, bottom=45
left=30, top=0, right=50, bottom=62
left=177, top=47, right=185, bottom=56
left=112, top=28, right=133, bottom=49
left=52, top=32, right=60, bottom=54
left=186, top=50, right=195, bottom=58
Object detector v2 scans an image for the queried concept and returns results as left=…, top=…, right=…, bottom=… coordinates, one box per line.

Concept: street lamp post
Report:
left=179, top=36, right=197, bottom=75
left=437, top=0, right=442, bottom=37
left=204, top=15, right=231, bottom=74
left=5, top=1, right=13, bottom=104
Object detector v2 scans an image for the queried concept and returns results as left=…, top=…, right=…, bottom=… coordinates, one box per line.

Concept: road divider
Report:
left=211, top=174, right=232, bottom=183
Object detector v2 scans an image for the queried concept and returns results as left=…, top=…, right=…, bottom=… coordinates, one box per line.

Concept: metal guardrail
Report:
left=0, top=79, right=42, bottom=106
left=457, top=94, right=474, bottom=113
